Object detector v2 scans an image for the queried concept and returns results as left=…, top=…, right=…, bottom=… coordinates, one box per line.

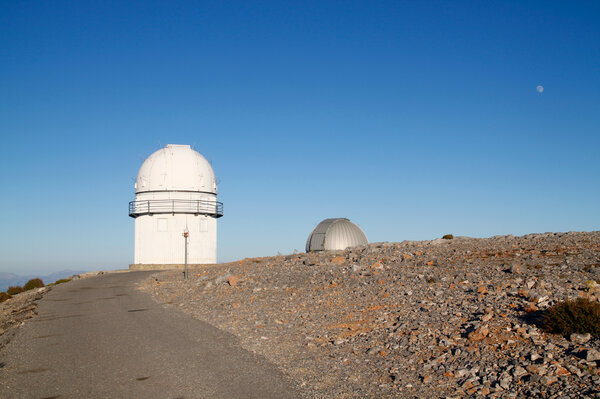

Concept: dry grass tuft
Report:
left=6, top=286, right=24, bottom=295
left=24, top=278, right=44, bottom=291
left=541, top=298, right=600, bottom=336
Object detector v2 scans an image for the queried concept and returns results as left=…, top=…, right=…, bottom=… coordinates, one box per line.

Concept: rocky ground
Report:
left=142, top=231, right=600, bottom=398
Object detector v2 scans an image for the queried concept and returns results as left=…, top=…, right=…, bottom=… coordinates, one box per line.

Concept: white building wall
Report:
left=134, top=214, right=217, bottom=264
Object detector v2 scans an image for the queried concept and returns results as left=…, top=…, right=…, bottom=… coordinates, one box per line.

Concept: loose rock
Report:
left=142, top=231, right=600, bottom=399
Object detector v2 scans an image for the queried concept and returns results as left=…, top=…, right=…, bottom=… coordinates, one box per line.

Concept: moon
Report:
left=536, top=85, right=544, bottom=93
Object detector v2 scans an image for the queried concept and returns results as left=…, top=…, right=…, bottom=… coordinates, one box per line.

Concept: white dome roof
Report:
left=135, top=144, right=217, bottom=193
left=306, top=218, right=368, bottom=252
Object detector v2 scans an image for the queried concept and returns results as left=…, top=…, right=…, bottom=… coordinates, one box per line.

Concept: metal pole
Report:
left=184, top=234, right=188, bottom=280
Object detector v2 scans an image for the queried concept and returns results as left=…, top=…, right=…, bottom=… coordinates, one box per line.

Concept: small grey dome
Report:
left=305, top=218, right=368, bottom=252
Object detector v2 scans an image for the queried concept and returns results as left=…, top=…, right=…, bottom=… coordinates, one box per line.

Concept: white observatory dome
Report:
left=135, top=144, right=217, bottom=194
left=130, top=144, right=223, bottom=267
left=306, top=218, right=368, bottom=252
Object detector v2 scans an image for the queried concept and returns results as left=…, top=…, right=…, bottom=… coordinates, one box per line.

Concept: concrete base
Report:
left=129, top=264, right=217, bottom=271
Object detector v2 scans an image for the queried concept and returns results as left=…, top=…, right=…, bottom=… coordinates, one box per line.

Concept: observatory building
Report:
left=306, top=218, right=368, bottom=252
left=129, top=144, right=223, bottom=268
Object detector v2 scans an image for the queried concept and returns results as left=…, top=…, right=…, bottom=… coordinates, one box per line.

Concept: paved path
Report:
left=0, top=271, right=301, bottom=399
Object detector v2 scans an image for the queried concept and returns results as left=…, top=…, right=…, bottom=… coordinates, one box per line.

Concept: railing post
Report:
left=147, top=200, right=150, bottom=213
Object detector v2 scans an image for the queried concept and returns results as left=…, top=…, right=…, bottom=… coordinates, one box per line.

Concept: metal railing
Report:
left=129, top=199, right=223, bottom=218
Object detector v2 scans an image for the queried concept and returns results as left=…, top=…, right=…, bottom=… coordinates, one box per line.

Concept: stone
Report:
left=499, top=377, right=511, bottom=389
left=567, top=365, right=582, bottom=377
left=523, top=302, right=538, bottom=313
left=214, top=272, right=232, bottom=285
left=330, top=256, right=346, bottom=265
left=455, top=369, right=469, bottom=378
left=509, top=264, right=523, bottom=274
left=584, top=348, right=600, bottom=362
left=227, top=275, right=240, bottom=286
left=462, top=380, right=475, bottom=389
left=541, top=375, right=558, bottom=385
left=554, top=365, right=571, bottom=376
left=481, top=312, right=494, bottom=322
left=512, top=366, right=527, bottom=378
left=366, top=346, right=383, bottom=355
left=526, top=365, right=546, bottom=376
left=570, top=333, right=592, bottom=345
left=468, top=326, right=489, bottom=342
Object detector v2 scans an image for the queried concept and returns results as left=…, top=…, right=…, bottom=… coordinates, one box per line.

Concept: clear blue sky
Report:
left=1, top=1, right=598, bottom=275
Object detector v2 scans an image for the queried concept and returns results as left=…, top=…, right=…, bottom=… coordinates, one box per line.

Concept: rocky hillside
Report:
left=142, top=231, right=600, bottom=399
left=0, top=287, right=48, bottom=352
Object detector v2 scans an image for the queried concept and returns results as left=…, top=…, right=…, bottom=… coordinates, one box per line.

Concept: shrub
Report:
left=24, top=278, right=44, bottom=291
left=53, top=278, right=71, bottom=285
left=442, top=234, right=454, bottom=240
left=541, top=298, right=600, bottom=336
left=6, top=286, right=24, bottom=295
left=0, top=292, right=11, bottom=302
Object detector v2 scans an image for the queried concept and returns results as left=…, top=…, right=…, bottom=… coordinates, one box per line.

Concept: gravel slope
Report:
left=0, top=287, right=48, bottom=353
left=142, top=231, right=600, bottom=398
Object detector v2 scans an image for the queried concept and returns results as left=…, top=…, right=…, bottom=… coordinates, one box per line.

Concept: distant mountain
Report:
left=0, top=272, right=20, bottom=280
left=0, top=269, right=88, bottom=292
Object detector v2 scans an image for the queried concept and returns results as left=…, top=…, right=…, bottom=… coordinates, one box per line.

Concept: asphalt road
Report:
left=0, top=271, right=302, bottom=399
